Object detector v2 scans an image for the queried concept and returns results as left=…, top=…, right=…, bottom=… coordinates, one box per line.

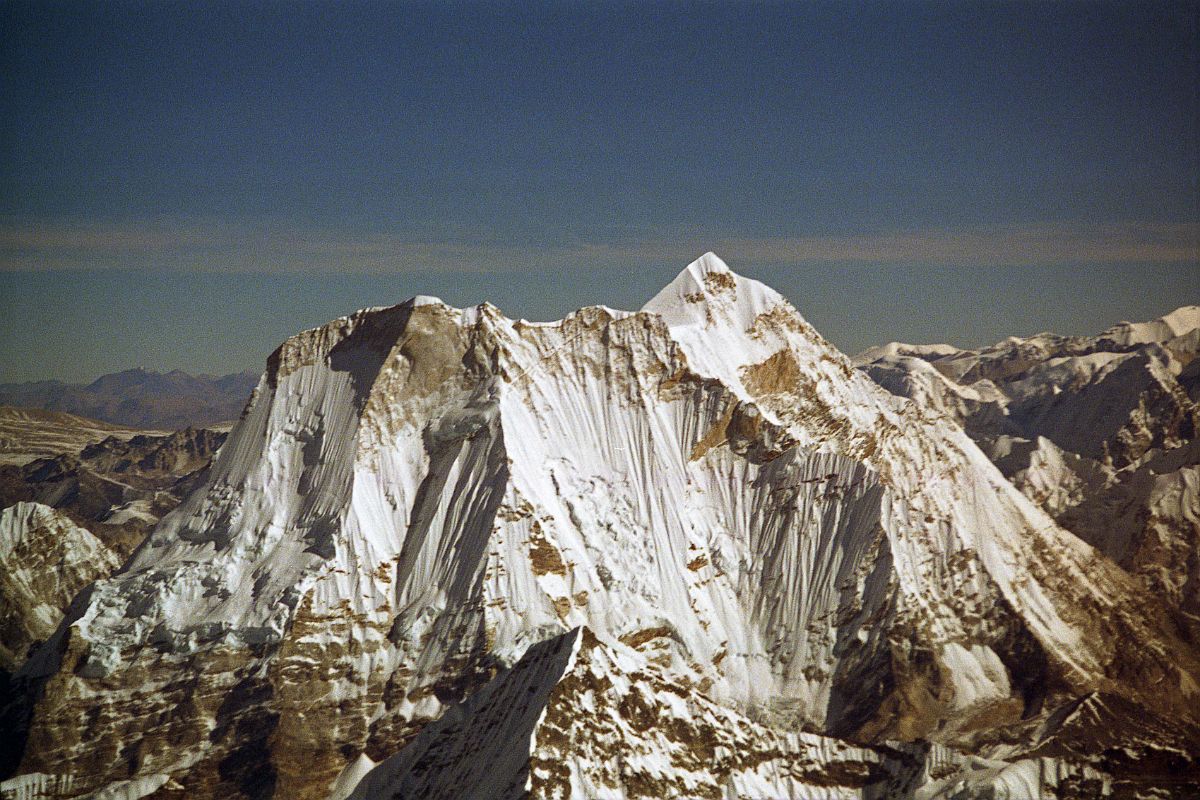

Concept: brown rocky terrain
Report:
left=0, top=412, right=230, bottom=786
left=0, top=423, right=228, bottom=560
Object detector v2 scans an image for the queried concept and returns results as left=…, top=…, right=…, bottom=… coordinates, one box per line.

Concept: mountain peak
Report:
left=689, top=250, right=731, bottom=275
left=642, top=251, right=785, bottom=328
left=1161, top=304, right=1200, bottom=335
left=1098, top=304, right=1200, bottom=347
left=661, top=251, right=735, bottom=293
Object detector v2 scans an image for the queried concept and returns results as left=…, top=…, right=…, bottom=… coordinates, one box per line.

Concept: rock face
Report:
left=856, top=305, right=1200, bottom=638
left=0, top=503, right=119, bottom=673
left=4, top=256, right=1199, bottom=799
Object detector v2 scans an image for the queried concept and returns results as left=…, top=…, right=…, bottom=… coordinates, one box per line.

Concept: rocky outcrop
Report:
left=76, top=427, right=226, bottom=481
left=0, top=503, right=118, bottom=672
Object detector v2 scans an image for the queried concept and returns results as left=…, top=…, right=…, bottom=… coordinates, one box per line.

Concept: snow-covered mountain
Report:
left=3, top=256, right=1198, bottom=799
left=856, top=304, right=1200, bottom=640
left=855, top=306, right=1200, bottom=469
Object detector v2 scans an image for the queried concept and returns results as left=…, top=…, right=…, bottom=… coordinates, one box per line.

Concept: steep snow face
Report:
left=0, top=503, right=119, bottom=672
left=10, top=256, right=1200, bottom=799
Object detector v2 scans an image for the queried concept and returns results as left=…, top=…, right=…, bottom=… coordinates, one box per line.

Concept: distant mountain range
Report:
left=0, top=368, right=258, bottom=429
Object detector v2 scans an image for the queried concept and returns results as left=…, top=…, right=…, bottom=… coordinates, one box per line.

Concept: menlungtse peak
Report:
left=5, top=255, right=1199, bottom=799
left=658, top=250, right=736, bottom=290
left=643, top=251, right=740, bottom=311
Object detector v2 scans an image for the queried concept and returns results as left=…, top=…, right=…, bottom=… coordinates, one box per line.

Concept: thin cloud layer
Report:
left=0, top=218, right=1195, bottom=273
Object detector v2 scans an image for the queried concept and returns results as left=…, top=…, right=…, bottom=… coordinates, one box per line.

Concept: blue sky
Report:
left=1, top=0, right=1197, bottom=382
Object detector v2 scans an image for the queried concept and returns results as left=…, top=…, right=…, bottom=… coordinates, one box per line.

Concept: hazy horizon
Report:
left=2, top=257, right=1196, bottom=384
left=2, top=0, right=1197, bottom=382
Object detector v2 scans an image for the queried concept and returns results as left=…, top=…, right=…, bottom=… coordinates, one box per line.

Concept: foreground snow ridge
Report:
left=6, top=254, right=1198, bottom=799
